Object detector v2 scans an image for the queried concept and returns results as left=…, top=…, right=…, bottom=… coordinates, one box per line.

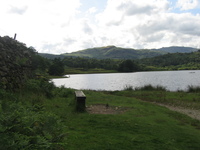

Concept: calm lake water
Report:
left=52, top=70, right=200, bottom=91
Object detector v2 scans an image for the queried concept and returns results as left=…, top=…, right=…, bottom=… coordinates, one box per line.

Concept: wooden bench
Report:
left=75, top=91, right=86, bottom=112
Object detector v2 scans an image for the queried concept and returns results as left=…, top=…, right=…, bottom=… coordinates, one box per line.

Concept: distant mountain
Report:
left=62, top=46, right=165, bottom=59
left=152, top=46, right=197, bottom=53
left=39, top=46, right=198, bottom=60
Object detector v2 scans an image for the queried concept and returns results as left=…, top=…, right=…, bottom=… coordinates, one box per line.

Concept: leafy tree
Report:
left=118, top=59, right=138, bottom=72
left=48, top=58, right=64, bottom=76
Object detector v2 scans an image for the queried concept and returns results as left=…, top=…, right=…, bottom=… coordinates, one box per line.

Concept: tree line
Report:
left=32, top=50, right=200, bottom=76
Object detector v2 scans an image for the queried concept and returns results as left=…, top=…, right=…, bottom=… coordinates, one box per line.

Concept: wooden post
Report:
left=14, top=33, right=17, bottom=40
left=75, top=91, right=86, bottom=112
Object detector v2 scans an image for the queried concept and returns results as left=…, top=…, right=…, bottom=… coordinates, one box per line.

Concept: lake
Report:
left=52, top=70, right=200, bottom=91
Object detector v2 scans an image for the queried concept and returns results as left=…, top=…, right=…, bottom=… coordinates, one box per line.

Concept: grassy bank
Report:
left=64, top=67, right=117, bottom=74
left=1, top=80, right=200, bottom=149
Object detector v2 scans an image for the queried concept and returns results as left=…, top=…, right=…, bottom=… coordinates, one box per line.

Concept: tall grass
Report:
left=187, top=85, right=200, bottom=93
left=0, top=78, right=71, bottom=150
left=123, top=84, right=167, bottom=91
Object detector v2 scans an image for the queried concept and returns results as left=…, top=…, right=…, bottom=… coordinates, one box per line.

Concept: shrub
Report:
left=0, top=100, right=66, bottom=150
left=53, top=86, right=74, bottom=98
left=187, top=85, right=200, bottom=93
left=123, top=85, right=134, bottom=91
left=134, top=84, right=167, bottom=91
left=24, top=79, right=55, bottom=98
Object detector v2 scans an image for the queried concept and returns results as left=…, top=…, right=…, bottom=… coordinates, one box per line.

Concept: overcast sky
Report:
left=0, top=0, right=200, bottom=54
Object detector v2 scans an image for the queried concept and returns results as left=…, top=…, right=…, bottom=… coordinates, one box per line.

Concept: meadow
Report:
left=1, top=80, right=200, bottom=149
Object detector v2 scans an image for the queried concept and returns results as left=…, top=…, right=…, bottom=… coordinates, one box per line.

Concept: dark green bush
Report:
left=123, top=85, right=134, bottom=91
left=134, top=84, right=167, bottom=91
left=0, top=100, right=66, bottom=150
left=53, top=86, right=74, bottom=98
left=24, top=79, right=55, bottom=98
left=187, top=85, right=200, bottom=93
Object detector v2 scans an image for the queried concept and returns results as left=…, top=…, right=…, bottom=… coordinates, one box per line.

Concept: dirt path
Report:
left=87, top=103, right=200, bottom=121
left=155, top=103, right=200, bottom=121
left=86, top=104, right=128, bottom=114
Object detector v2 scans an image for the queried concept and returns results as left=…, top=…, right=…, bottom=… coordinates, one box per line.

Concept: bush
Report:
left=24, top=79, right=55, bottom=98
left=134, top=84, right=167, bottom=91
left=53, top=86, right=74, bottom=98
left=187, top=85, right=200, bottom=93
left=123, top=85, right=134, bottom=91
left=0, top=100, right=66, bottom=150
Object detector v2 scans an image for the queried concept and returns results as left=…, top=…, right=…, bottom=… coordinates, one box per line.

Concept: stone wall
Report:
left=0, top=36, right=33, bottom=90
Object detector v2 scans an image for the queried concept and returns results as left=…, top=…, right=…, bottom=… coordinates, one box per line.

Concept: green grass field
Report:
left=45, top=88, right=200, bottom=150
left=1, top=80, right=200, bottom=149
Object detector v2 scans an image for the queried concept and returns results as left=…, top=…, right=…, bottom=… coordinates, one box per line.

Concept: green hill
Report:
left=39, top=45, right=198, bottom=60
left=138, top=50, right=200, bottom=70
left=62, top=46, right=165, bottom=59
left=153, top=46, right=197, bottom=53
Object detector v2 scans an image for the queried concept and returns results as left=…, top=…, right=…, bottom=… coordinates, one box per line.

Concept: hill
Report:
left=153, top=46, right=197, bottom=53
left=40, top=46, right=198, bottom=60
left=62, top=46, right=165, bottom=59
left=152, top=46, right=197, bottom=53
left=138, top=50, right=200, bottom=70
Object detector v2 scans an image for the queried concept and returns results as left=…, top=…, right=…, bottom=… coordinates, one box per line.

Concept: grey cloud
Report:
left=8, top=5, right=28, bottom=15
left=134, top=13, right=200, bottom=47
left=136, top=22, right=167, bottom=36
left=63, top=38, right=76, bottom=46
left=144, top=33, right=165, bottom=42
left=118, top=2, right=155, bottom=16
left=177, top=22, right=200, bottom=36
left=82, top=21, right=93, bottom=35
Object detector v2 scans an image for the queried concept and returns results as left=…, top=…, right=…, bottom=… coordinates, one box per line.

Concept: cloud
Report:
left=176, top=0, right=199, bottom=10
left=0, top=0, right=200, bottom=54
left=81, top=20, right=93, bottom=34
left=94, top=0, right=200, bottom=49
left=117, top=2, right=156, bottom=16
left=87, top=7, right=97, bottom=14
left=8, top=5, right=28, bottom=15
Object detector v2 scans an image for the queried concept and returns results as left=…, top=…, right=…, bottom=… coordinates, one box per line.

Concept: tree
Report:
left=48, top=58, right=64, bottom=76
left=118, top=59, right=138, bottom=72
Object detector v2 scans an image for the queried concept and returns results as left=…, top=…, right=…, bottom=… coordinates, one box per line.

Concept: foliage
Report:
left=0, top=100, right=65, bottom=150
left=48, top=58, right=65, bottom=76
left=138, top=51, right=200, bottom=70
left=63, top=57, right=119, bottom=71
left=24, top=79, right=55, bottom=98
left=118, top=59, right=139, bottom=72
left=134, top=84, right=167, bottom=91
left=31, top=54, right=51, bottom=73
left=187, top=85, right=200, bottom=93
left=0, top=79, right=67, bottom=149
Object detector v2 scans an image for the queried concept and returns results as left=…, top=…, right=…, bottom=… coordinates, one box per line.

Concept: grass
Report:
left=64, top=67, right=117, bottom=74
left=1, top=80, right=200, bottom=149
left=110, top=85, right=200, bottom=110
left=59, top=90, right=200, bottom=150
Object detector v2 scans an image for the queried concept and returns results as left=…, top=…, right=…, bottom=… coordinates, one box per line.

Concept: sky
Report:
left=0, top=0, right=200, bottom=54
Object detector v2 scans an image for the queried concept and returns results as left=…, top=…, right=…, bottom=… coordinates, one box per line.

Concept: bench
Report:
left=75, top=91, right=86, bottom=112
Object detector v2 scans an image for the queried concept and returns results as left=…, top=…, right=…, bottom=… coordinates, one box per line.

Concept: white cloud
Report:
left=0, top=0, right=200, bottom=54
left=176, top=0, right=199, bottom=10
left=87, top=7, right=97, bottom=14
left=93, top=0, right=200, bottom=49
